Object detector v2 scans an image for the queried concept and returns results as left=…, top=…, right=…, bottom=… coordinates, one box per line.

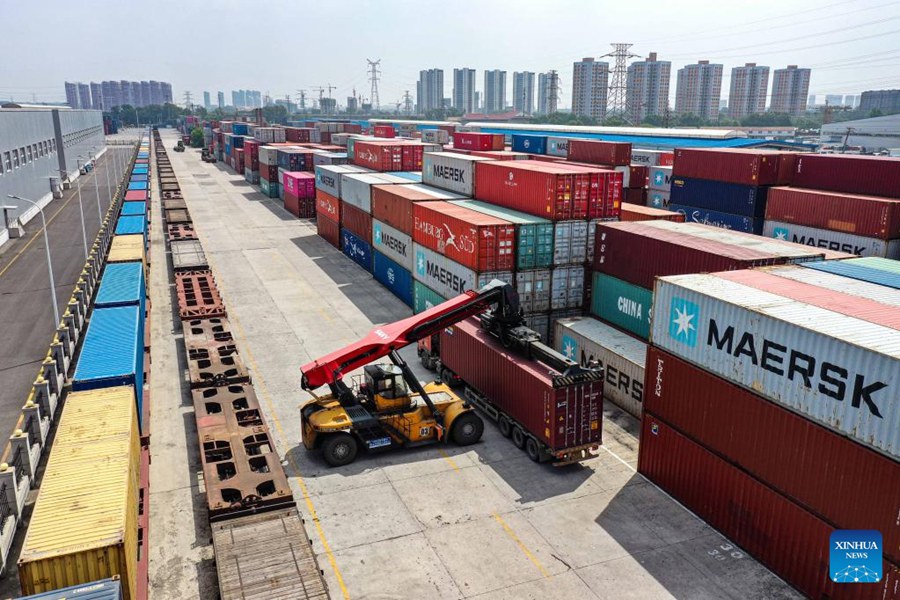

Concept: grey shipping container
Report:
left=763, top=220, right=900, bottom=259
left=553, top=221, right=589, bottom=266
left=412, top=243, right=512, bottom=300
left=516, top=269, right=552, bottom=313
left=372, top=219, right=414, bottom=270
left=314, top=164, right=370, bottom=198
left=341, top=173, right=409, bottom=213
left=761, top=265, right=900, bottom=307
left=551, top=266, right=586, bottom=310
left=546, top=136, right=570, bottom=157
left=422, top=152, right=491, bottom=196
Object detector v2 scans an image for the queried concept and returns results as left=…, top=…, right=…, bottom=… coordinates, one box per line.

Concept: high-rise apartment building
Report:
left=161, top=82, right=173, bottom=105
left=769, top=65, right=811, bottom=115
left=90, top=82, right=103, bottom=110
left=843, top=94, right=858, bottom=108
left=728, top=63, right=769, bottom=119
left=675, top=60, right=723, bottom=121
left=452, top=68, right=476, bottom=114
left=203, top=92, right=211, bottom=110
left=859, top=89, right=900, bottom=113
left=626, top=52, right=671, bottom=123
left=537, top=71, right=558, bottom=115
left=572, top=58, right=609, bottom=119
left=416, top=69, right=444, bottom=113
left=64, top=82, right=79, bottom=108
left=77, top=83, right=91, bottom=110
left=217, top=91, right=225, bottom=109
left=512, top=71, right=535, bottom=115
left=484, top=70, right=507, bottom=113
left=76, top=80, right=172, bottom=109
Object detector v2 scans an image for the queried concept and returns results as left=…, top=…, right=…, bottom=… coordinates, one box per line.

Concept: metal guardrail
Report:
left=0, top=139, right=144, bottom=575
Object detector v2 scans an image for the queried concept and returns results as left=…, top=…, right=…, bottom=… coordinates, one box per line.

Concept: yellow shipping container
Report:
left=108, top=235, right=145, bottom=264
left=18, top=386, right=139, bottom=600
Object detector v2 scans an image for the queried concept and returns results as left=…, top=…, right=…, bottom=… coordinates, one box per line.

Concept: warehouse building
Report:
left=0, top=104, right=105, bottom=241
left=821, top=113, right=900, bottom=151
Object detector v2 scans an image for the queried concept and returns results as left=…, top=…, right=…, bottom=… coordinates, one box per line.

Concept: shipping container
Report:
left=566, top=139, right=631, bottom=166
left=17, top=577, right=123, bottom=600
left=647, top=165, right=672, bottom=191
left=18, top=387, right=139, bottom=600
left=638, top=416, right=900, bottom=600
left=469, top=150, right=529, bottom=161
left=284, top=193, right=316, bottom=218
left=515, top=269, right=552, bottom=313
left=550, top=265, right=586, bottom=310
left=554, top=317, right=645, bottom=418
left=590, top=272, right=652, bottom=340
left=341, top=202, right=373, bottom=244
left=666, top=203, right=763, bottom=234
left=646, top=189, right=671, bottom=209
left=259, top=163, right=279, bottom=183
left=545, top=136, right=570, bottom=157
left=791, top=154, right=900, bottom=197
left=549, top=162, right=623, bottom=219
left=765, top=186, right=900, bottom=240
left=421, top=129, right=450, bottom=144
left=803, top=257, right=900, bottom=290
left=763, top=220, right=900, bottom=258
left=672, top=148, right=792, bottom=185
left=108, top=235, right=145, bottom=264
left=413, top=280, right=447, bottom=314
left=474, top=161, right=590, bottom=220
left=314, top=164, right=370, bottom=198
left=317, top=215, right=340, bottom=249
left=386, top=171, right=422, bottom=183
left=631, top=149, right=674, bottom=167
left=120, top=202, right=146, bottom=217
left=413, top=201, right=515, bottom=271
left=96, top=263, right=145, bottom=309
left=440, top=318, right=602, bottom=454
left=127, top=181, right=147, bottom=191
left=627, top=165, right=648, bottom=189
left=670, top=177, right=769, bottom=219
left=651, top=273, right=900, bottom=460
left=315, top=189, right=340, bottom=222
left=353, top=141, right=425, bottom=171
left=372, top=183, right=466, bottom=234
left=422, top=151, right=492, bottom=196
left=282, top=171, right=316, bottom=199
left=511, top=134, right=548, bottom=155
left=373, top=251, right=414, bottom=307
left=372, top=218, right=413, bottom=270
left=412, top=243, right=513, bottom=300
left=522, top=312, right=550, bottom=343
left=341, top=173, right=409, bottom=213
left=373, top=124, right=396, bottom=138
left=762, top=264, right=900, bottom=307
left=453, top=132, right=505, bottom=151
left=312, top=151, right=349, bottom=167
left=341, top=228, right=373, bottom=273
left=620, top=203, right=683, bottom=222
left=448, top=200, right=554, bottom=270
left=124, top=191, right=147, bottom=202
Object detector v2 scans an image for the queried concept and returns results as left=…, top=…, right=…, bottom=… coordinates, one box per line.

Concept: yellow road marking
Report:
left=492, top=512, right=551, bottom=578
left=438, top=449, right=460, bottom=472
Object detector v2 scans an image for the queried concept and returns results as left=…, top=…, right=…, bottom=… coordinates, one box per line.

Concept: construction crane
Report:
left=311, top=86, right=325, bottom=110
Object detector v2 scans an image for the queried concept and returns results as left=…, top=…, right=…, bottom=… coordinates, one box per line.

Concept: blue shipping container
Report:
left=341, top=228, right=373, bottom=273
left=115, top=215, right=147, bottom=236
left=232, top=123, right=249, bottom=135
left=121, top=201, right=146, bottom=216
left=373, top=251, right=414, bottom=307
left=669, top=177, right=769, bottom=219
left=231, top=135, right=244, bottom=149
left=72, top=305, right=144, bottom=430
left=131, top=167, right=148, bottom=174
left=511, top=134, right=548, bottom=155
left=129, top=174, right=148, bottom=183
left=96, top=262, right=146, bottom=309
left=803, top=260, right=900, bottom=290
left=18, top=577, right=122, bottom=600
left=386, top=171, right=423, bottom=183
left=137, top=152, right=149, bottom=158
left=666, top=203, right=763, bottom=235
left=127, top=181, right=148, bottom=191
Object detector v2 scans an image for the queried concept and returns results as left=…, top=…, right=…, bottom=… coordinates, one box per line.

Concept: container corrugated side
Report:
left=666, top=203, right=763, bottom=234
left=316, top=215, right=340, bottom=249
left=412, top=243, right=512, bottom=300
left=553, top=221, right=588, bottom=266
left=651, top=273, right=900, bottom=460
left=114, top=215, right=147, bottom=237
left=672, top=148, right=788, bottom=185
left=372, top=219, right=413, bottom=270
left=413, top=280, right=447, bottom=313
left=372, top=183, right=466, bottom=235
left=645, top=346, right=900, bottom=564
left=763, top=220, right=900, bottom=259
left=422, top=152, right=491, bottom=196
left=762, top=264, right=900, bottom=306
left=554, top=317, right=645, bottom=418
left=803, top=259, right=900, bottom=290
left=638, top=416, right=900, bottom=600
left=18, top=387, right=139, bottom=600
left=550, top=265, right=585, bottom=310
left=120, top=202, right=146, bottom=216
left=791, top=154, right=900, bottom=198
left=590, top=272, right=652, bottom=340
left=341, top=173, right=409, bottom=213
left=413, top=201, right=515, bottom=272
left=515, top=269, right=551, bottom=313
left=341, top=228, right=373, bottom=273
left=17, top=577, right=123, bottom=599
left=96, top=263, right=145, bottom=308
left=72, top=305, right=143, bottom=394
left=448, top=200, right=553, bottom=270
left=316, top=190, right=340, bottom=223
left=440, top=318, right=602, bottom=452
left=314, top=164, right=370, bottom=198
left=474, top=161, right=586, bottom=220
left=764, top=186, right=900, bottom=240
left=670, top=177, right=769, bottom=219
left=566, top=139, right=631, bottom=166
left=373, top=251, right=413, bottom=307
left=341, top=202, right=373, bottom=244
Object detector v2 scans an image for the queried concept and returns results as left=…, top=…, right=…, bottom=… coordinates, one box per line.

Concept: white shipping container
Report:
left=631, top=149, right=670, bottom=166
left=340, top=173, right=408, bottom=212
left=762, top=265, right=900, bottom=308
left=331, top=133, right=352, bottom=147
left=554, top=316, right=646, bottom=418
left=763, top=220, right=900, bottom=259
left=651, top=273, right=900, bottom=460
left=553, top=221, right=589, bottom=266
left=546, top=136, right=570, bottom=157
left=315, top=165, right=370, bottom=198
left=259, top=146, right=279, bottom=166
left=422, top=152, right=491, bottom=196
left=422, top=129, right=450, bottom=144
left=372, top=219, right=413, bottom=270
left=613, top=166, right=631, bottom=188
left=401, top=184, right=468, bottom=201
left=647, top=189, right=670, bottom=208
left=648, top=166, right=673, bottom=191
left=312, top=151, right=349, bottom=167
left=254, top=127, right=287, bottom=143
left=551, top=266, right=585, bottom=310
left=412, top=244, right=512, bottom=299
left=516, top=269, right=552, bottom=313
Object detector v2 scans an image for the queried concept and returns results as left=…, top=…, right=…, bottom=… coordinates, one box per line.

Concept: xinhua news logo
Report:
left=830, top=530, right=882, bottom=584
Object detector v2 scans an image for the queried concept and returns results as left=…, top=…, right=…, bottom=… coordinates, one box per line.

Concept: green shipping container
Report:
left=413, top=281, right=447, bottom=314
left=260, top=179, right=279, bottom=198
left=449, top=200, right=553, bottom=270
left=590, top=272, right=652, bottom=339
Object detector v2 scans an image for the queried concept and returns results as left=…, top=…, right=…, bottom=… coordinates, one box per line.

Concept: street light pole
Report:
left=6, top=195, right=60, bottom=326
left=97, top=146, right=112, bottom=209
left=89, top=152, right=103, bottom=223
left=74, top=159, right=89, bottom=259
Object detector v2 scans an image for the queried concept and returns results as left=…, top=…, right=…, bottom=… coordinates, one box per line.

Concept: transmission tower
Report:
left=367, top=59, right=381, bottom=110
left=601, top=43, right=639, bottom=117
left=296, top=90, right=307, bottom=110
left=402, top=90, right=413, bottom=115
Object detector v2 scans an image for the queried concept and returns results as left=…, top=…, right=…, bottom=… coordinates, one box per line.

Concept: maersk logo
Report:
left=773, top=226, right=789, bottom=241
left=561, top=334, right=577, bottom=361
left=650, top=193, right=665, bottom=208
left=669, top=297, right=699, bottom=347
left=830, top=530, right=882, bottom=583
left=415, top=249, right=426, bottom=277
left=652, top=171, right=666, bottom=187
left=374, top=223, right=382, bottom=245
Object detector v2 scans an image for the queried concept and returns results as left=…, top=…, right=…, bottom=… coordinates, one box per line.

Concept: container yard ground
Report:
left=152, top=128, right=800, bottom=599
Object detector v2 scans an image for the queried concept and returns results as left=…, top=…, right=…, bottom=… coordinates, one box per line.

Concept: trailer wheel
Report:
left=321, top=433, right=358, bottom=467
left=498, top=416, right=512, bottom=438
left=525, top=437, right=541, bottom=462
left=451, top=412, right=484, bottom=446
left=511, top=426, right=526, bottom=449
left=419, top=350, right=435, bottom=371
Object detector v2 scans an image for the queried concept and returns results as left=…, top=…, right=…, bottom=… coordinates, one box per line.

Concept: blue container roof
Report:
left=127, top=181, right=148, bottom=190
left=95, top=263, right=145, bottom=308
left=130, top=174, right=148, bottom=182
left=121, top=202, right=146, bottom=216
left=131, top=169, right=149, bottom=176
left=72, top=305, right=141, bottom=387
left=18, top=578, right=122, bottom=600
left=804, top=260, right=900, bottom=290
left=115, top=215, right=147, bottom=235
left=137, top=152, right=149, bottom=158
left=386, top=171, right=422, bottom=183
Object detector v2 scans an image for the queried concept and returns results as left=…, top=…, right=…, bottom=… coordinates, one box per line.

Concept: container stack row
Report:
left=18, top=135, right=153, bottom=600
left=153, top=131, right=328, bottom=600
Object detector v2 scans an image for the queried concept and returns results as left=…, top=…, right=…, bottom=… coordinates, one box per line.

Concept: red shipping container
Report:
left=440, top=318, right=602, bottom=454
left=765, top=186, right=900, bottom=240
left=373, top=125, right=396, bottom=138
left=243, top=138, right=260, bottom=167
left=623, top=187, right=645, bottom=205
left=528, top=154, right=566, bottom=163
left=371, top=184, right=457, bottom=234
left=234, top=148, right=244, bottom=173
left=343, top=123, right=362, bottom=134
left=340, top=202, right=372, bottom=244
left=672, top=148, right=792, bottom=185
left=453, top=132, right=505, bottom=151
left=412, top=201, right=515, bottom=271
left=259, top=163, right=279, bottom=183
left=400, top=144, right=424, bottom=171
left=566, top=139, right=632, bottom=166
left=353, top=141, right=403, bottom=171
left=645, top=346, right=900, bottom=565
left=474, top=161, right=593, bottom=220
left=552, top=163, right=623, bottom=219
left=639, top=416, right=900, bottom=600
left=619, top=204, right=684, bottom=222
left=316, top=190, right=340, bottom=223
left=284, top=194, right=316, bottom=219
left=282, top=171, right=315, bottom=199
left=791, top=154, right=900, bottom=198
left=317, top=215, right=340, bottom=249
left=628, top=165, right=649, bottom=189
left=592, top=221, right=788, bottom=289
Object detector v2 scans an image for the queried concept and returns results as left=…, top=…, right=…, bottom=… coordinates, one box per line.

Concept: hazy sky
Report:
left=2, top=0, right=898, bottom=108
